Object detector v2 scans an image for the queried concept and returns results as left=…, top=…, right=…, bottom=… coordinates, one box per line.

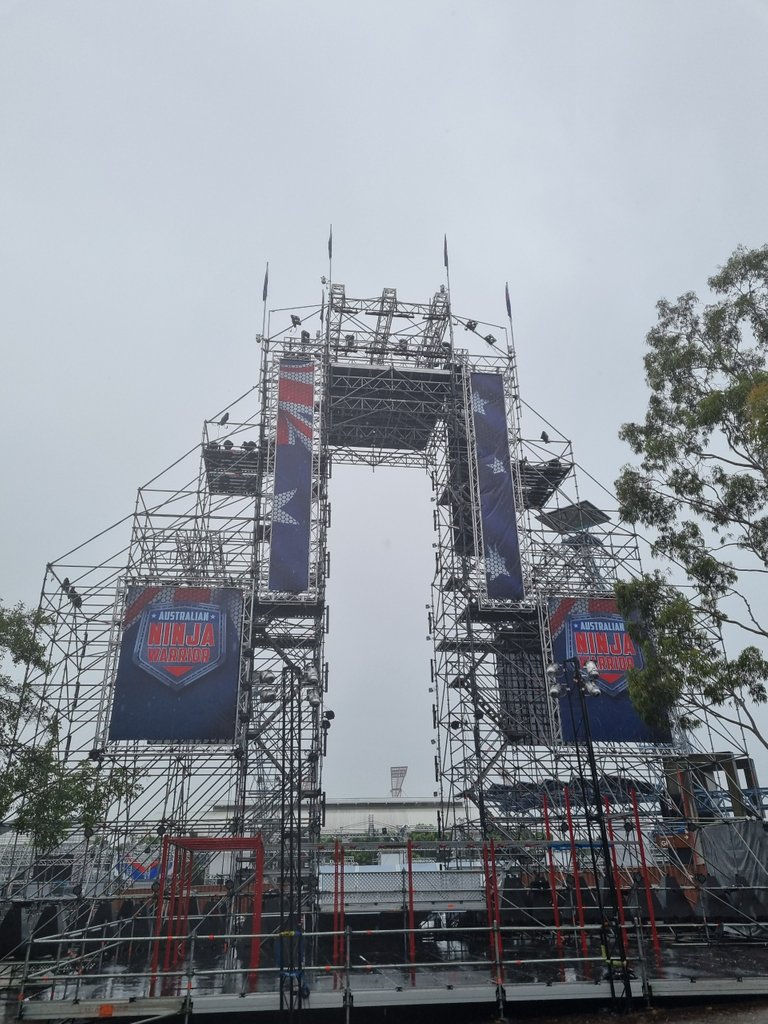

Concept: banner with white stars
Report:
left=469, top=372, right=525, bottom=600
left=268, top=358, right=315, bottom=592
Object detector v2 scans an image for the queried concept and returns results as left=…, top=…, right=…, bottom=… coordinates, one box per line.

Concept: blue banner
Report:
left=268, top=359, right=315, bottom=592
left=108, top=586, right=242, bottom=742
left=549, top=597, right=670, bottom=743
left=469, top=372, right=524, bottom=599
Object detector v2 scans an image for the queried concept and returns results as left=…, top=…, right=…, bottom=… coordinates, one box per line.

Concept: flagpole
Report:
left=504, top=281, right=515, bottom=363
left=444, top=234, right=455, bottom=359
left=261, top=261, right=269, bottom=353
left=328, top=224, right=333, bottom=287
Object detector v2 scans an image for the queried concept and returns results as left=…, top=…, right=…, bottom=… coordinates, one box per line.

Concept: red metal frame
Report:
left=149, top=835, right=266, bottom=997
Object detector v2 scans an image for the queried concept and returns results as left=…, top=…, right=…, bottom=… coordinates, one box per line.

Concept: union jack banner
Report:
left=268, top=358, right=315, bottom=592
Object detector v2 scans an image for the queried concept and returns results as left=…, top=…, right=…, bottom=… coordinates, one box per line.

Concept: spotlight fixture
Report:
left=464, top=320, right=478, bottom=332
left=291, top=314, right=302, bottom=327
left=484, top=334, right=497, bottom=346
left=303, top=664, right=319, bottom=686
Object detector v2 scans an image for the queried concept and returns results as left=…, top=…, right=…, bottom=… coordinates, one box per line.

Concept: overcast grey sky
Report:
left=2, top=1, right=768, bottom=797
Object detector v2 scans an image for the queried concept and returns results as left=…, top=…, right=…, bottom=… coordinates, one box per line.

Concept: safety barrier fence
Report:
left=13, top=922, right=627, bottom=1007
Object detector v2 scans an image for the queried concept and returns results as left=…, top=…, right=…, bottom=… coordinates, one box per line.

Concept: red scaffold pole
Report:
left=332, top=839, right=340, bottom=981
left=631, top=788, right=662, bottom=965
left=564, top=785, right=588, bottom=960
left=604, top=797, right=629, bottom=952
left=542, top=793, right=563, bottom=955
left=248, top=837, right=265, bottom=990
left=149, top=836, right=171, bottom=997
left=489, top=839, right=504, bottom=986
left=407, top=839, right=416, bottom=984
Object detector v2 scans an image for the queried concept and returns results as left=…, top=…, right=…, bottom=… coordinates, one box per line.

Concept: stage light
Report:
left=219, top=412, right=229, bottom=426
left=465, top=320, right=478, bottom=332
left=583, top=678, right=601, bottom=697
left=301, top=330, right=310, bottom=342
left=223, top=439, right=234, bottom=450
left=303, top=664, right=319, bottom=686
left=584, top=660, right=599, bottom=678
left=291, top=315, right=302, bottom=327
left=257, top=670, right=276, bottom=687
left=545, top=663, right=559, bottom=677
left=484, top=334, right=497, bottom=346
left=307, top=687, right=321, bottom=708
left=548, top=682, right=565, bottom=698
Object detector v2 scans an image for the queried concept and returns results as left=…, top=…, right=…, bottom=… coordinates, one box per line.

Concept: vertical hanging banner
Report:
left=108, top=586, right=243, bottom=742
left=469, top=372, right=525, bottom=599
left=268, top=357, right=315, bottom=592
left=549, top=596, right=670, bottom=743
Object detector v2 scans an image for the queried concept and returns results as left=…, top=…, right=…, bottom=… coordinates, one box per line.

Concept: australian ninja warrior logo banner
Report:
left=135, top=603, right=225, bottom=688
left=108, top=586, right=242, bottom=743
left=568, top=613, right=642, bottom=696
left=549, top=597, right=669, bottom=744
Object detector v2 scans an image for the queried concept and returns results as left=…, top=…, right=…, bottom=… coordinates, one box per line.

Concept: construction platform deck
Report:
left=7, top=934, right=768, bottom=1021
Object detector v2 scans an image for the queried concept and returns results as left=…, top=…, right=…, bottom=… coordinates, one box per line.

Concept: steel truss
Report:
left=1, top=280, right=758, bottom=955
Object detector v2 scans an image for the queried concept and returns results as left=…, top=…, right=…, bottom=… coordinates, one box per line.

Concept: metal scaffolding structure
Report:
left=2, top=278, right=760, bottom=1001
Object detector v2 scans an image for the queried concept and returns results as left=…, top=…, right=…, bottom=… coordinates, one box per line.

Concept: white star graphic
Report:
left=485, top=545, right=510, bottom=580
left=273, top=489, right=298, bottom=526
left=488, top=457, right=506, bottom=475
left=471, top=391, right=489, bottom=416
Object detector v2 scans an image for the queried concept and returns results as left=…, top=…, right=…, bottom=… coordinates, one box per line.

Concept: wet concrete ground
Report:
left=510, top=1004, right=768, bottom=1024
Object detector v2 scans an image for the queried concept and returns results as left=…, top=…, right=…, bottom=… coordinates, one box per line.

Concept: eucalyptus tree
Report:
left=615, top=245, right=768, bottom=751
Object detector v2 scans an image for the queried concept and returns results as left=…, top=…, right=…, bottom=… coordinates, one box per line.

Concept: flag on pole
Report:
left=262, top=263, right=269, bottom=303
left=505, top=282, right=512, bottom=318
left=443, top=234, right=449, bottom=270
left=328, top=225, right=333, bottom=260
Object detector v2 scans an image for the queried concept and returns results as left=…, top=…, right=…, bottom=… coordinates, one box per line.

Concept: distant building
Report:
left=322, top=797, right=465, bottom=837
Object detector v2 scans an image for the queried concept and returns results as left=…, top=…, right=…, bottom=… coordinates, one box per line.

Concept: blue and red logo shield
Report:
left=569, top=613, right=644, bottom=697
left=133, top=602, right=226, bottom=689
